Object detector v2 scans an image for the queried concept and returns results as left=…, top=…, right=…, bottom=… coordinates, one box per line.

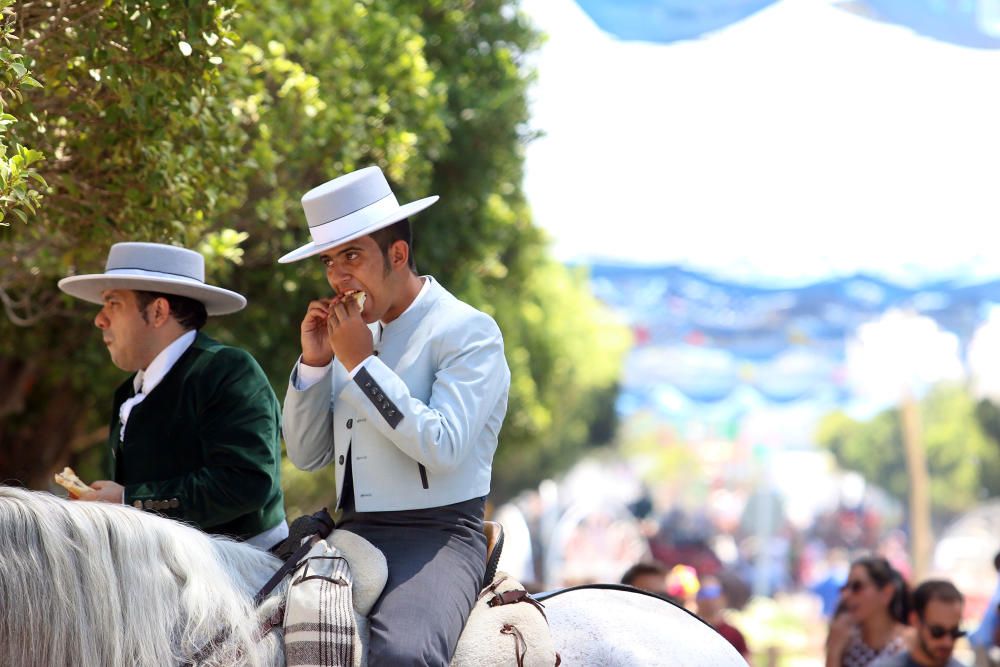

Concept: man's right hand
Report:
left=301, top=298, right=335, bottom=367
left=79, top=480, right=125, bottom=504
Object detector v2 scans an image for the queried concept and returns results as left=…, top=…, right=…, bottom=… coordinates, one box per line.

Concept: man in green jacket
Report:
left=58, top=242, right=288, bottom=547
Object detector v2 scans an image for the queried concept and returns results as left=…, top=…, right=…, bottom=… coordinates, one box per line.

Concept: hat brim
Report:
left=57, top=274, right=246, bottom=316
left=278, top=195, right=439, bottom=264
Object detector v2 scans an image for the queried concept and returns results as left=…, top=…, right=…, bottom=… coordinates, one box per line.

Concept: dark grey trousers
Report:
left=337, top=496, right=487, bottom=667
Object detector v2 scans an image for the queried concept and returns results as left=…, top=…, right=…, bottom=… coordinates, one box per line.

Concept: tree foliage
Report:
left=815, top=384, right=1000, bottom=516
left=0, top=0, right=628, bottom=510
left=0, top=1, right=243, bottom=485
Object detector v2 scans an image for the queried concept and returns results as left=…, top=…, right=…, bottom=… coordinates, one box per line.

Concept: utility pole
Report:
left=900, top=391, right=932, bottom=579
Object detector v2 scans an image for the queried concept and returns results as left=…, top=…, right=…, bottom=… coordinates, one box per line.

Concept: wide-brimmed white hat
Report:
left=278, top=165, right=438, bottom=264
left=58, top=242, right=246, bottom=315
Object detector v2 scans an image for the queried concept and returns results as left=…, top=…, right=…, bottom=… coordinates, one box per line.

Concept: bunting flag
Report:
left=587, top=262, right=1000, bottom=409
left=574, top=0, right=1000, bottom=48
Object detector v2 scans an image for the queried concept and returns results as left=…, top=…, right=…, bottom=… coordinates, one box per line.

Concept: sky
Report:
left=519, top=0, right=1000, bottom=285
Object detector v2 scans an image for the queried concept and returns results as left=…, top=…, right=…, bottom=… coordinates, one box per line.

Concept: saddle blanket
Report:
left=283, top=539, right=358, bottom=667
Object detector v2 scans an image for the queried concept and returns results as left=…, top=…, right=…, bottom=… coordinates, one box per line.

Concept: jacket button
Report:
left=346, top=419, right=353, bottom=429
left=339, top=454, right=345, bottom=465
left=133, top=500, right=143, bottom=509
left=143, top=500, right=153, bottom=510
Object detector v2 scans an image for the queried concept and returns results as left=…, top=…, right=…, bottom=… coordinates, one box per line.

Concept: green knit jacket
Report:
left=106, top=332, right=285, bottom=541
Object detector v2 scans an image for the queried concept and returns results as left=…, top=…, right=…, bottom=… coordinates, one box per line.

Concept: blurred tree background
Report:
left=0, top=0, right=629, bottom=514
left=816, top=384, right=1000, bottom=519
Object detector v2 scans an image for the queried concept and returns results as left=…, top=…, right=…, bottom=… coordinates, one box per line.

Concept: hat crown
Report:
left=301, top=166, right=393, bottom=229
left=106, top=242, right=205, bottom=283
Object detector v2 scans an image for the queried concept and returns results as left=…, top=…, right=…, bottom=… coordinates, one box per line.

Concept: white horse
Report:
left=0, top=487, right=746, bottom=667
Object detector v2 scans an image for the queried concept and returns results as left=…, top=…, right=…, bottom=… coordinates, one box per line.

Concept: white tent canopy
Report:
left=522, top=0, right=1000, bottom=284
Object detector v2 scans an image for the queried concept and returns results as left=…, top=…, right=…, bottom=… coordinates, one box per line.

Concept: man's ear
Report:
left=149, top=296, right=172, bottom=327
left=907, top=610, right=919, bottom=627
left=389, top=239, right=409, bottom=270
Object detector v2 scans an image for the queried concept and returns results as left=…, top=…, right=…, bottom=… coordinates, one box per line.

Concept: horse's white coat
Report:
left=0, top=486, right=286, bottom=667
left=0, top=488, right=747, bottom=667
left=545, top=588, right=749, bottom=667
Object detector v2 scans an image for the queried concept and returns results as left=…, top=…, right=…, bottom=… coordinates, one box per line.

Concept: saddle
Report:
left=274, top=517, right=558, bottom=667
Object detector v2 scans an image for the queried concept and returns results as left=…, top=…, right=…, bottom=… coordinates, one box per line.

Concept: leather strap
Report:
left=487, top=588, right=548, bottom=621
left=254, top=508, right=336, bottom=606
left=180, top=509, right=334, bottom=666
left=500, top=623, right=528, bottom=667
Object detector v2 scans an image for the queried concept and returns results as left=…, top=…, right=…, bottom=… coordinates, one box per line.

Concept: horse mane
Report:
left=0, top=486, right=286, bottom=667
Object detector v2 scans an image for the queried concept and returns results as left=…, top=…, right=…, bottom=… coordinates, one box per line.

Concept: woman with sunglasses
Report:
left=825, top=556, right=911, bottom=667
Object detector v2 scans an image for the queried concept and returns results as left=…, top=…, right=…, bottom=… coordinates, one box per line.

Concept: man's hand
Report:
left=301, top=298, right=335, bottom=367
left=78, top=480, right=125, bottom=504
left=326, top=292, right=372, bottom=371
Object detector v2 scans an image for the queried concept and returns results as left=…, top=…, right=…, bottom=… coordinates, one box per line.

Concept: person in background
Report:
left=870, top=579, right=966, bottom=667
left=666, top=563, right=702, bottom=611
left=970, top=551, right=1000, bottom=667
left=621, top=561, right=670, bottom=597
left=826, top=555, right=911, bottom=667
left=697, top=574, right=751, bottom=663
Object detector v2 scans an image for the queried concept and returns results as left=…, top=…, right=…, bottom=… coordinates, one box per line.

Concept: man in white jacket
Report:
left=279, top=166, right=510, bottom=666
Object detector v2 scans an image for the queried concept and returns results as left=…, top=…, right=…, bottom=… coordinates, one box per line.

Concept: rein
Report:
left=535, top=582, right=720, bottom=633
left=179, top=509, right=336, bottom=666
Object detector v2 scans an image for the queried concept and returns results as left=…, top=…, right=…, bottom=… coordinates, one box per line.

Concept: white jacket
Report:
left=283, top=277, right=510, bottom=511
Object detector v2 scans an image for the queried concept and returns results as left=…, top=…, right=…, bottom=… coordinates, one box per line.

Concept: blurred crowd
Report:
left=494, top=479, right=1000, bottom=666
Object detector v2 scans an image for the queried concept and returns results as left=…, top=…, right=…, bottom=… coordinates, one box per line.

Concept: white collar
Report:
left=135, top=329, right=198, bottom=395
left=379, top=275, right=430, bottom=327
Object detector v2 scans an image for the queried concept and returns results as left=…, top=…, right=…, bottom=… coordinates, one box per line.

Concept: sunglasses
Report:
left=927, top=625, right=966, bottom=640
left=840, top=580, right=868, bottom=594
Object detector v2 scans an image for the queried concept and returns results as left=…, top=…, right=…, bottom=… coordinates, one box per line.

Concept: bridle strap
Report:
left=253, top=507, right=336, bottom=605
left=253, top=535, right=318, bottom=606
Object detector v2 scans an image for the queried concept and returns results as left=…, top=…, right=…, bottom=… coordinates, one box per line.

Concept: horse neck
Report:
left=0, top=488, right=288, bottom=667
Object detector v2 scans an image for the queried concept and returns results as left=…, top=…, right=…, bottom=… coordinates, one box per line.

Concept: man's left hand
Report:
left=79, top=480, right=125, bottom=504
left=326, top=293, right=373, bottom=371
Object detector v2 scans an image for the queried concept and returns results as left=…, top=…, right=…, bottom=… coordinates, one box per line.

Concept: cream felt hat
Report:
left=278, top=165, right=438, bottom=264
left=58, top=242, right=246, bottom=315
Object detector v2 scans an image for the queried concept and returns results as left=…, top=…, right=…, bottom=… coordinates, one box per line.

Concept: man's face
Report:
left=94, top=289, right=158, bottom=372
left=915, top=598, right=964, bottom=666
left=319, top=235, right=394, bottom=323
left=628, top=572, right=666, bottom=594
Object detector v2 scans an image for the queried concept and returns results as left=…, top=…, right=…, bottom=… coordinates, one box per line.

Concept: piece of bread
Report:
left=54, top=466, right=92, bottom=498
left=342, top=289, right=366, bottom=313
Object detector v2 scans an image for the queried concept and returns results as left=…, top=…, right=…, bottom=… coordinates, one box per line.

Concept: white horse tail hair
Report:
left=0, top=486, right=286, bottom=667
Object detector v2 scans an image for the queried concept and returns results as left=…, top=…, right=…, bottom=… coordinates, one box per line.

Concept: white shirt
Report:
left=295, top=277, right=431, bottom=390
left=118, top=329, right=197, bottom=441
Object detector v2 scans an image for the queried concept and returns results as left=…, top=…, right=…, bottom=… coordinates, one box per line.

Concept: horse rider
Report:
left=279, top=165, right=511, bottom=666
left=57, top=242, right=288, bottom=548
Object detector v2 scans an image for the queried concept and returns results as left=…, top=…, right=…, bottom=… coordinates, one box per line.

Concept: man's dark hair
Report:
left=620, top=562, right=667, bottom=586
left=911, top=579, right=963, bottom=617
left=134, top=290, right=208, bottom=331
left=369, top=218, right=417, bottom=274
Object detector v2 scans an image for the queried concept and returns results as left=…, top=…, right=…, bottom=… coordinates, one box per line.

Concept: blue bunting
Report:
left=587, top=262, right=1000, bottom=407
left=574, top=0, right=1000, bottom=48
